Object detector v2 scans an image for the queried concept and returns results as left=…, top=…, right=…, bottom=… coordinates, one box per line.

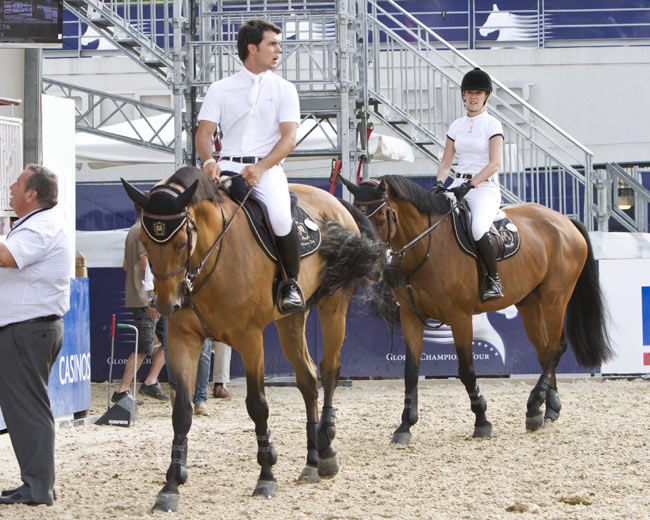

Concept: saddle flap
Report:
left=233, top=191, right=321, bottom=263
left=451, top=201, right=521, bottom=262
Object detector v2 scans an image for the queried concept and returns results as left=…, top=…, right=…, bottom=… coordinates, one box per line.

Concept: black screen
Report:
left=0, top=0, right=62, bottom=47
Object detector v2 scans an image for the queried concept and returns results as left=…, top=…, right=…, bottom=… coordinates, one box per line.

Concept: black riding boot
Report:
left=475, top=234, right=504, bottom=301
left=275, top=223, right=305, bottom=313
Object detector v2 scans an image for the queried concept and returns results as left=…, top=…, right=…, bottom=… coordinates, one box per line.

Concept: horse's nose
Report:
left=172, top=303, right=181, bottom=314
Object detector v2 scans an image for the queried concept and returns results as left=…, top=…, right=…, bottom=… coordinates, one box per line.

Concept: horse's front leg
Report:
left=152, top=333, right=201, bottom=513
left=240, top=337, right=278, bottom=498
left=452, top=316, right=492, bottom=438
left=392, top=309, right=424, bottom=446
left=275, top=312, right=320, bottom=484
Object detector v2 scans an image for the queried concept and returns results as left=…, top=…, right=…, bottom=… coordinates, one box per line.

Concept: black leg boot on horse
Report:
left=275, top=223, right=306, bottom=313
left=475, top=234, right=504, bottom=301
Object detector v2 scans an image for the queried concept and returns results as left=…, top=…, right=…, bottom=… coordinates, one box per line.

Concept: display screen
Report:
left=0, top=0, right=62, bottom=47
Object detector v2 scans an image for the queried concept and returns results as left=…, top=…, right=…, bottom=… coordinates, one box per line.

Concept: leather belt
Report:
left=454, top=173, right=473, bottom=179
left=0, top=315, right=61, bottom=331
left=219, top=156, right=261, bottom=164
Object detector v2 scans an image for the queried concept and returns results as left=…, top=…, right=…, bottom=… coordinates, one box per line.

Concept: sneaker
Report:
left=213, top=383, right=231, bottom=399
left=139, top=382, right=170, bottom=401
left=194, top=401, right=210, bottom=416
left=111, top=390, right=143, bottom=406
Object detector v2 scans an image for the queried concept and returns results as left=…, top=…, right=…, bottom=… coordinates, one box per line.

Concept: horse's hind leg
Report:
left=518, top=291, right=569, bottom=431
left=152, top=328, right=202, bottom=513
left=275, top=312, right=320, bottom=484
left=315, top=293, right=352, bottom=478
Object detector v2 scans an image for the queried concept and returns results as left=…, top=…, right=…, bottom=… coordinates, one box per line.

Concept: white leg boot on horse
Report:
left=475, top=234, right=504, bottom=301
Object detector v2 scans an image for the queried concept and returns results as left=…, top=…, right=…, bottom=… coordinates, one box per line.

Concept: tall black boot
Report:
left=275, top=223, right=305, bottom=313
left=475, top=234, right=504, bottom=301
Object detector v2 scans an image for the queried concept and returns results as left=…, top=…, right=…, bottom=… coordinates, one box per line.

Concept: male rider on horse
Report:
left=195, top=19, right=304, bottom=312
left=434, top=68, right=505, bottom=301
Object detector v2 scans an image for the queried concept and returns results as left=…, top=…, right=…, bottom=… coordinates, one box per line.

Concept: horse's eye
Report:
left=174, top=241, right=187, bottom=252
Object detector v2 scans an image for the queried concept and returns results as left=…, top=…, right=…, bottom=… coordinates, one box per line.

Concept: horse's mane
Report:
left=381, top=175, right=450, bottom=215
left=167, top=166, right=224, bottom=205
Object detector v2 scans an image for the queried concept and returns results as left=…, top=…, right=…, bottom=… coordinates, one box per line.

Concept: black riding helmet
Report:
left=461, top=67, right=492, bottom=93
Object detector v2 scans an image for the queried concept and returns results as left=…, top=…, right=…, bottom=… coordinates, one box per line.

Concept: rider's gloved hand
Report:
left=452, top=180, right=475, bottom=201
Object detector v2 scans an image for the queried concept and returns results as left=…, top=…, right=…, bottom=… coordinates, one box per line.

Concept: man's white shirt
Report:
left=198, top=67, right=300, bottom=158
left=0, top=207, right=73, bottom=326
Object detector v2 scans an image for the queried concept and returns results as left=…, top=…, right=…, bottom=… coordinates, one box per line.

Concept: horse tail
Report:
left=565, top=218, right=613, bottom=367
left=314, top=203, right=384, bottom=298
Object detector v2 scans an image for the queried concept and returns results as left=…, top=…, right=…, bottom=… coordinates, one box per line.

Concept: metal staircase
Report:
left=45, top=0, right=650, bottom=231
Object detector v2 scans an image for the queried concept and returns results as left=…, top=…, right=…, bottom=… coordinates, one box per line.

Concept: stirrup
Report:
left=482, top=276, right=504, bottom=301
left=276, top=279, right=306, bottom=314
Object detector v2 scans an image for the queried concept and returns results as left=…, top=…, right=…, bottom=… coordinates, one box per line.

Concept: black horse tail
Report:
left=565, top=218, right=613, bottom=367
left=313, top=208, right=384, bottom=300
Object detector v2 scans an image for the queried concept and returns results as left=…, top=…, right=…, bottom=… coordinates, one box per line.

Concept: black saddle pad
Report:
left=240, top=191, right=321, bottom=263
left=450, top=201, right=520, bottom=261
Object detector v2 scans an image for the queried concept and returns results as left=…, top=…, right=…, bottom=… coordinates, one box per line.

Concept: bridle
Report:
left=354, top=182, right=458, bottom=328
left=144, top=176, right=252, bottom=301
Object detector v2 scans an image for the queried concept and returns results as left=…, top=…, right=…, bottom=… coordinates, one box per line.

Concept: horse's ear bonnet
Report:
left=352, top=178, right=386, bottom=217
left=121, top=177, right=198, bottom=244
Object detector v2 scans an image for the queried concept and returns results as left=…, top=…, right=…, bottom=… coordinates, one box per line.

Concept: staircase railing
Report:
left=364, top=0, right=595, bottom=225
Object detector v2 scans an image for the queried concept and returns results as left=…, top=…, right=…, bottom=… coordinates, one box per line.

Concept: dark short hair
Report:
left=237, top=19, right=281, bottom=62
left=25, top=164, right=58, bottom=208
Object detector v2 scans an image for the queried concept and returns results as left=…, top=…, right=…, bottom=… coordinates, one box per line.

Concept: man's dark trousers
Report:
left=0, top=319, right=63, bottom=504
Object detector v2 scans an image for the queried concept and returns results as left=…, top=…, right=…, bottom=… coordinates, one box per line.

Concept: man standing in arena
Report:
left=0, top=164, right=73, bottom=506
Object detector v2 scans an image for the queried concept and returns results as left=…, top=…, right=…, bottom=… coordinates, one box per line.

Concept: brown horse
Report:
left=122, top=166, right=382, bottom=513
left=343, top=174, right=611, bottom=444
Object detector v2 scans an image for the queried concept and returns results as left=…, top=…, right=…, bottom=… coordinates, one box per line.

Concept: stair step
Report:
left=90, top=16, right=114, bottom=28
left=65, top=0, right=86, bottom=6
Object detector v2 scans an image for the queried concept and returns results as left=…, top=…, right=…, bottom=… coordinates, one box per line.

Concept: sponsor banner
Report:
left=0, top=278, right=91, bottom=430
left=87, top=266, right=589, bottom=381
left=600, top=259, right=650, bottom=374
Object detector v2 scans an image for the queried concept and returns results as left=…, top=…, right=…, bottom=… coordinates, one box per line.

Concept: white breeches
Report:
left=221, top=161, right=293, bottom=236
left=450, top=178, right=501, bottom=240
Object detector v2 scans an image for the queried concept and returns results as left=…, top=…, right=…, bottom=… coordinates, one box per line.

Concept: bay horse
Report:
left=121, top=166, right=382, bottom=513
left=343, top=174, right=611, bottom=444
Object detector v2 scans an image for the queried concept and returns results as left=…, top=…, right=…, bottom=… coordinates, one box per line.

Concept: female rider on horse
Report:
left=433, top=67, right=505, bottom=301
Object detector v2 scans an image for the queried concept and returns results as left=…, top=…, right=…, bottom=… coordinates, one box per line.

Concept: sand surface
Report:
left=0, top=377, right=648, bottom=519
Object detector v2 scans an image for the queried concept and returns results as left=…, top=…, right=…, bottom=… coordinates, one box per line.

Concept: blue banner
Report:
left=0, top=278, right=91, bottom=430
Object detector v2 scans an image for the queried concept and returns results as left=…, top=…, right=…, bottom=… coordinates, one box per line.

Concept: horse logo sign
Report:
left=478, top=3, right=541, bottom=46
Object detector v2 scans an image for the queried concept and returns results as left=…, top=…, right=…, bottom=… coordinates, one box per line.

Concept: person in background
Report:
left=212, top=340, right=232, bottom=399
left=111, top=205, right=169, bottom=403
left=0, top=164, right=73, bottom=506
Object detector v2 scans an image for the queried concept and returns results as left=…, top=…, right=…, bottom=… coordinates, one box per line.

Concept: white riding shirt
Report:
left=447, top=111, right=504, bottom=240
left=198, top=68, right=300, bottom=236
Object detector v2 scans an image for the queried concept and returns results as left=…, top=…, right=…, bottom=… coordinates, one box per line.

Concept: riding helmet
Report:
left=461, top=67, right=492, bottom=93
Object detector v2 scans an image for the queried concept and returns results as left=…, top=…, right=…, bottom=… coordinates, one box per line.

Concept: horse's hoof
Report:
left=318, top=454, right=339, bottom=478
left=151, top=492, right=180, bottom=513
left=545, top=409, right=560, bottom=422
left=391, top=431, right=412, bottom=446
left=526, top=413, right=545, bottom=431
left=252, top=479, right=277, bottom=498
left=297, top=465, right=320, bottom=484
left=472, top=422, right=493, bottom=438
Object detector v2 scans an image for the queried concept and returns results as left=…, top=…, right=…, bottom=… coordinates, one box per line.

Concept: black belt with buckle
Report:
left=23, top=315, right=61, bottom=324
left=0, top=315, right=61, bottom=331
left=454, top=173, right=473, bottom=179
left=219, top=156, right=260, bottom=164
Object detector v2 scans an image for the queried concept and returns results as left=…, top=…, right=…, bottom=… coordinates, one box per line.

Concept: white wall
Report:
left=0, top=49, right=25, bottom=120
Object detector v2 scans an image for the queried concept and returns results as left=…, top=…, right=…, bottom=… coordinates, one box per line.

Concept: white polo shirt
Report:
left=447, top=111, right=504, bottom=183
left=0, top=207, right=73, bottom=327
left=198, top=67, right=300, bottom=158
